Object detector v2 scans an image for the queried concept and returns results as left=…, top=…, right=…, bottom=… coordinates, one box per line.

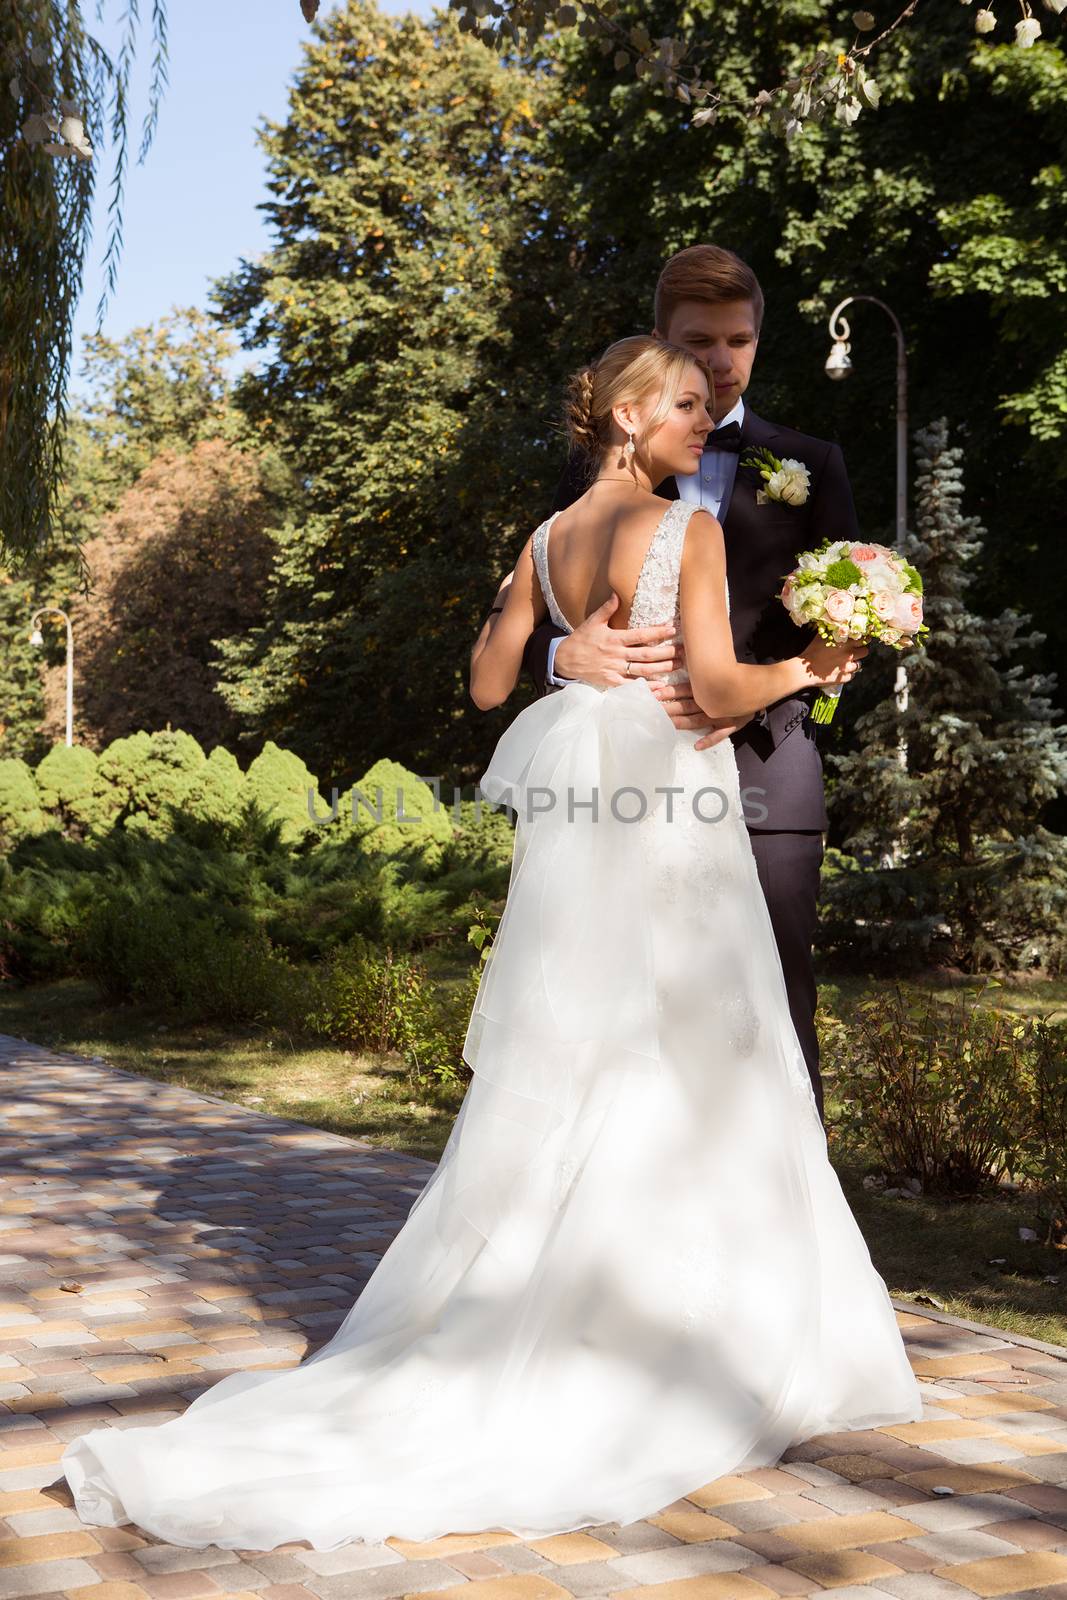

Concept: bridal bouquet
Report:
left=780, top=539, right=928, bottom=724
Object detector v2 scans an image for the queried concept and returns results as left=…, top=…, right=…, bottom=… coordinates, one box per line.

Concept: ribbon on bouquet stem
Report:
left=809, top=684, right=844, bottom=724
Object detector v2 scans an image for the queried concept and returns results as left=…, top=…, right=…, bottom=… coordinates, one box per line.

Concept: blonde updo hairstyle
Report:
left=564, top=335, right=710, bottom=470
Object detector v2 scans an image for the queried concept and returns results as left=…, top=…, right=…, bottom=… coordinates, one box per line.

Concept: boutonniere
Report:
left=741, top=446, right=811, bottom=508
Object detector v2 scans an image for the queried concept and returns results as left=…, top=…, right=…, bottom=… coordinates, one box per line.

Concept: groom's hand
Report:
left=648, top=641, right=753, bottom=750
left=651, top=681, right=752, bottom=750
left=552, top=593, right=679, bottom=688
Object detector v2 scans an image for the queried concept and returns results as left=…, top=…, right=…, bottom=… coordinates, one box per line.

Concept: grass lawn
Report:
left=0, top=976, right=465, bottom=1164
left=1, top=970, right=1064, bottom=1348
left=838, top=1158, right=1065, bottom=1347
left=821, top=971, right=1067, bottom=1023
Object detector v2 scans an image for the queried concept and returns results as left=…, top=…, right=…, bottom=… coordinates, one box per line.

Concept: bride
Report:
left=59, top=334, right=922, bottom=1553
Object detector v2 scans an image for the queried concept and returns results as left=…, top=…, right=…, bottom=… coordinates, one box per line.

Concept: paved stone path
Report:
left=2, top=1034, right=1067, bottom=1600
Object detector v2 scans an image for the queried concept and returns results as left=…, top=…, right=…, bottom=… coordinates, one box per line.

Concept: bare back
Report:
left=543, top=493, right=685, bottom=632
left=532, top=495, right=724, bottom=694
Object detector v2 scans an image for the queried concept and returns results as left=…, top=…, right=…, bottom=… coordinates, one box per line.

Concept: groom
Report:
left=519, top=245, right=861, bottom=1119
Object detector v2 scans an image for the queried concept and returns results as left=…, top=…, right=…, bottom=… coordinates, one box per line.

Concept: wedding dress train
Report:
left=60, top=499, right=922, bottom=1551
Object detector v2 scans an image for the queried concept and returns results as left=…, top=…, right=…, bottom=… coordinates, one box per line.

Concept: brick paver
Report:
left=3, top=1034, right=1067, bottom=1600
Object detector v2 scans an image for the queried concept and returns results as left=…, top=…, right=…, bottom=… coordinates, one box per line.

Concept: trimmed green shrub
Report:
left=75, top=882, right=301, bottom=1025
left=83, top=729, right=199, bottom=838
left=334, top=759, right=452, bottom=867
left=169, top=924, right=303, bottom=1027
left=444, top=798, right=515, bottom=871
left=35, top=744, right=98, bottom=836
left=180, top=745, right=246, bottom=830
left=244, top=740, right=328, bottom=846
left=120, top=729, right=207, bottom=839
left=0, top=848, right=101, bottom=980
left=0, top=730, right=510, bottom=1015
left=0, top=759, right=51, bottom=848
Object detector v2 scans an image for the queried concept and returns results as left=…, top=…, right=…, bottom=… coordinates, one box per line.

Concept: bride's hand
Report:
left=553, top=593, right=679, bottom=688
left=799, top=636, right=869, bottom=688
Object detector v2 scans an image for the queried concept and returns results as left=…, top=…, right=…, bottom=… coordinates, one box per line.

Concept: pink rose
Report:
left=872, top=591, right=897, bottom=621
left=892, top=594, right=923, bottom=631
left=824, top=588, right=855, bottom=624
left=850, top=544, right=880, bottom=562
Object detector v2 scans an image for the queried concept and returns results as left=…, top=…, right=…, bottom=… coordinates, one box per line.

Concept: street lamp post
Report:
left=29, top=607, right=75, bottom=747
left=824, top=294, right=911, bottom=743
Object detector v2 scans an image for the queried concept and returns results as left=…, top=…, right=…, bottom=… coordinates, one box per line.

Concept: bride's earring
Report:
left=625, top=429, right=636, bottom=458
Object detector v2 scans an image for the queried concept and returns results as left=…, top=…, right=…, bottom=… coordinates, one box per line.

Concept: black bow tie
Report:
left=704, top=421, right=743, bottom=454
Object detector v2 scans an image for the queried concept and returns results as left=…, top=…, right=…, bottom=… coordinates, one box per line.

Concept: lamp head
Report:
left=29, top=627, right=43, bottom=647
left=825, top=340, right=853, bottom=381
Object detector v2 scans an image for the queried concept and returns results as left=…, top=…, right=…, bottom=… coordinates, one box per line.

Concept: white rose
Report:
left=1015, top=15, right=1041, bottom=43
left=863, top=561, right=901, bottom=593
left=975, top=7, right=996, bottom=30
left=766, top=458, right=810, bottom=506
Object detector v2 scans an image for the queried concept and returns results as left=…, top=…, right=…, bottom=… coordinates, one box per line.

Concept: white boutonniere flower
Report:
left=741, top=446, right=811, bottom=508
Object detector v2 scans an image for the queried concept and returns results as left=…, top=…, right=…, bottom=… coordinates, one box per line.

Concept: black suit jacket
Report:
left=520, top=408, right=861, bottom=831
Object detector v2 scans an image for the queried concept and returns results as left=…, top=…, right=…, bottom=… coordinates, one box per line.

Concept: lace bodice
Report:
left=532, top=500, right=729, bottom=688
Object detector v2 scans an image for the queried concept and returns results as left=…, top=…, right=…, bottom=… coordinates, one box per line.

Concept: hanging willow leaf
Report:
left=0, top=2, right=168, bottom=563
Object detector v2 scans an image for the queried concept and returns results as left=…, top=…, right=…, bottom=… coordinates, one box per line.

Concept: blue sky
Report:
left=71, top=0, right=432, bottom=397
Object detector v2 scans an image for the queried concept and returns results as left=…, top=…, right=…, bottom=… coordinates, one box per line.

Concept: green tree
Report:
left=40, top=439, right=278, bottom=752
left=929, top=43, right=1067, bottom=453
left=531, top=1, right=1067, bottom=784
left=822, top=420, right=1067, bottom=974
left=452, top=0, right=1060, bottom=137
left=213, top=0, right=564, bottom=783
left=64, top=308, right=246, bottom=542
left=0, top=310, right=280, bottom=763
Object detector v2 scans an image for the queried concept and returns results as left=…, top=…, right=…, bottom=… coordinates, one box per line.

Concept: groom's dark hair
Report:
left=654, top=245, right=765, bottom=334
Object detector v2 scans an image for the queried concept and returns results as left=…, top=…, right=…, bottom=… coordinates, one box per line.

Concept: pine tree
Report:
left=823, top=419, right=1067, bottom=973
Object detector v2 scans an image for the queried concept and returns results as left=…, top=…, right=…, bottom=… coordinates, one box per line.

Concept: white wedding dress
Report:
left=61, top=499, right=922, bottom=1552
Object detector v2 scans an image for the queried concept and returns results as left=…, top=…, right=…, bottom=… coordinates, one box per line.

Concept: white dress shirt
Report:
left=546, top=397, right=746, bottom=686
